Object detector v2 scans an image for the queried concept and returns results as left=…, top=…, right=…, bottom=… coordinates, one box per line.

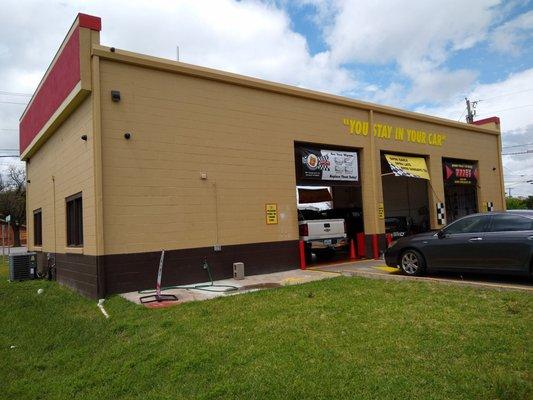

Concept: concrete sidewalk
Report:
left=120, top=268, right=338, bottom=307
left=310, top=259, right=533, bottom=292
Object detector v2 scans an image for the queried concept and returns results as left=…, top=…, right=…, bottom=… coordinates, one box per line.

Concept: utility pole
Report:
left=508, top=187, right=512, bottom=197
left=465, top=97, right=478, bottom=123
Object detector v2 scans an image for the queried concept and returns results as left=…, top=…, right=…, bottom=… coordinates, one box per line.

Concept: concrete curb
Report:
left=341, top=269, right=533, bottom=293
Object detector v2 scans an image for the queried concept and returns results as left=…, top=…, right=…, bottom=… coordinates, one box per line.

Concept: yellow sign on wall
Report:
left=384, top=154, right=430, bottom=180
left=377, top=203, right=384, bottom=219
left=342, top=118, right=446, bottom=147
left=265, top=204, right=278, bottom=225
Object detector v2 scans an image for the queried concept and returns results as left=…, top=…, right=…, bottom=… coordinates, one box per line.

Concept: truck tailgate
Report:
left=300, top=219, right=346, bottom=239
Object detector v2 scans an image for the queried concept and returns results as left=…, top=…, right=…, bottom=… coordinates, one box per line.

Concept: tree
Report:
left=0, top=166, right=26, bottom=247
left=526, top=196, right=533, bottom=210
left=506, top=196, right=526, bottom=210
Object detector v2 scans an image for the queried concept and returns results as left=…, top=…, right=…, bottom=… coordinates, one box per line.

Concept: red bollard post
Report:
left=386, top=233, right=392, bottom=247
left=357, top=232, right=365, bottom=258
left=349, top=239, right=357, bottom=260
left=299, top=240, right=306, bottom=270
left=372, top=234, right=379, bottom=259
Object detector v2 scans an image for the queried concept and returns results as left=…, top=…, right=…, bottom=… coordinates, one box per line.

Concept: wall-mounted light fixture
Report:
left=110, top=47, right=116, bottom=53
left=111, top=90, right=121, bottom=102
left=81, top=135, right=87, bottom=141
left=124, top=132, right=131, bottom=140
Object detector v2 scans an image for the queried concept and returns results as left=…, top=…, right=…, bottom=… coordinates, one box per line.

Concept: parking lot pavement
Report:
left=310, top=259, right=533, bottom=292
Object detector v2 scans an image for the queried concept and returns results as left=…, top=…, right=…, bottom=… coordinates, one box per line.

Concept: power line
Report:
left=0, top=90, right=32, bottom=97
left=502, top=150, right=533, bottom=156
left=457, top=106, right=467, bottom=122
left=479, top=88, right=533, bottom=102
left=0, top=129, right=18, bottom=132
left=502, top=142, right=533, bottom=149
left=477, top=104, right=533, bottom=118
left=0, top=101, right=28, bottom=105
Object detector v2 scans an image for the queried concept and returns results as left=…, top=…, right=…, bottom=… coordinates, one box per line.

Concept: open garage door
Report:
left=381, top=153, right=430, bottom=239
left=443, top=159, right=479, bottom=223
left=295, top=144, right=363, bottom=265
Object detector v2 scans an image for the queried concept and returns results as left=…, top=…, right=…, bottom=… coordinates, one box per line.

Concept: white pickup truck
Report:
left=298, top=210, right=347, bottom=260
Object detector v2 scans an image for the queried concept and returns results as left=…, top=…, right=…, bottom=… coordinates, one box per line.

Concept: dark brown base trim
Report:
left=103, top=240, right=300, bottom=296
left=34, top=251, right=100, bottom=299
left=364, top=233, right=387, bottom=259
left=36, top=240, right=300, bottom=299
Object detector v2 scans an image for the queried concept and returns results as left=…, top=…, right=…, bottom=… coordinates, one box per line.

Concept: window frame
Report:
left=488, top=214, right=533, bottom=232
left=442, top=215, right=491, bottom=235
left=66, top=192, right=83, bottom=247
left=33, top=208, right=42, bottom=246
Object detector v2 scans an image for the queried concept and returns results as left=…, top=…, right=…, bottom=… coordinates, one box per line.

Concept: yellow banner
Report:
left=384, top=154, right=430, bottom=180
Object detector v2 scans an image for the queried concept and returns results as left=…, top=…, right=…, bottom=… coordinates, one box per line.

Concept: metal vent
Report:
left=9, top=253, right=37, bottom=281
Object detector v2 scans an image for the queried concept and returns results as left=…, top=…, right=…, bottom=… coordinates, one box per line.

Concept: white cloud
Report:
left=0, top=0, right=357, bottom=162
left=415, top=68, right=533, bottom=196
left=490, top=10, right=533, bottom=55
left=0, top=0, right=531, bottom=195
left=325, top=0, right=498, bottom=66
left=308, top=0, right=500, bottom=104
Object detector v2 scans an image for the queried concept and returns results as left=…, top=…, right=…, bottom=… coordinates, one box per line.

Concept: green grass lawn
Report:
left=0, top=263, right=531, bottom=400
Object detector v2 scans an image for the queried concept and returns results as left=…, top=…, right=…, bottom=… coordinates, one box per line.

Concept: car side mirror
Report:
left=437, top=230, right=446, bottom=239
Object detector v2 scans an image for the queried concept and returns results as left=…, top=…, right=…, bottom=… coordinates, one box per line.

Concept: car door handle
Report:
left=468, top=237, right=483, bottom=242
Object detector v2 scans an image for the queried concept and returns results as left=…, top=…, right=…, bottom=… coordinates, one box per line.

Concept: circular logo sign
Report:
left=306, top=154, right=318, bottom=170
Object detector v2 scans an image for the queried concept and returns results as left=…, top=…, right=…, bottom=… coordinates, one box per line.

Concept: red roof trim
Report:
left=78, top=13, right=101, bottom=31
left=472, top=116, right=500, bottom=126
left=19, top=27, right=81, bottom=154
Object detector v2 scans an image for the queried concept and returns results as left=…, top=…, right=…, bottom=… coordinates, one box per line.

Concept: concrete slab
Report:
left=311, top=259, right=533, bottom=292
left=120, top=268, right=337, bottom=306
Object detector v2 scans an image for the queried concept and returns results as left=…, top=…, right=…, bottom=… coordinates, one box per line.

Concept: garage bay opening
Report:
left=443, top=158, right=479, bottom=223
left=381, top=153, right=430, bottom=240
left=295, top=144, right=363, bottom=266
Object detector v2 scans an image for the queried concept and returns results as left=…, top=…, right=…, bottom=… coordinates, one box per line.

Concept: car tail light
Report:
left=299, top=223, right=308, bottom=236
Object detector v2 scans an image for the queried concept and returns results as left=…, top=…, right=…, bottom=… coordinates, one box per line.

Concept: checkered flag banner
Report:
left=487, top=201, right=494, bottom=212
left=389, top=163, right=419, bottom=178
left=436, top=202, right=446, bottom=225
left=317, top=155, right=330, bottom=171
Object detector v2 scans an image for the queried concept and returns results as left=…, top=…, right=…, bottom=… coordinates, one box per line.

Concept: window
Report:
left=443, top=215, right=491, bottom=234
left=66, top=193, right=83, bottom=246
left=490, top=215, right=533, bottom=232
left=33, top=209, right=42, bottom=246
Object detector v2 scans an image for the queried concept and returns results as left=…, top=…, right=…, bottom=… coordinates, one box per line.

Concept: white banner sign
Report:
left=300, top=147, right=359, bottom=182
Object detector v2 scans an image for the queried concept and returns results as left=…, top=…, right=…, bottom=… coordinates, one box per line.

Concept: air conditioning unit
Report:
left=9, top=252, right=37, bottom=281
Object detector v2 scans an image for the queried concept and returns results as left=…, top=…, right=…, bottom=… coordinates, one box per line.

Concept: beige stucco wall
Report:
left=98, top=58, right=504, bottom=255
left=26, top=96, right=97, bottom=255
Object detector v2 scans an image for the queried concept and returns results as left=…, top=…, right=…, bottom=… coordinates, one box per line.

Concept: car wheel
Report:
left=400, top=249, right=426, bottom=276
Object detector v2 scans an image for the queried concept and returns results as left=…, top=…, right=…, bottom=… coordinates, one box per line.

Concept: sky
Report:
left=0, top=0, right=532, bottom=196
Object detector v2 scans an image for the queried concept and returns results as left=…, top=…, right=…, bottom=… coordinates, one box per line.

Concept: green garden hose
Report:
left=138, top=258, right=239, bottom=295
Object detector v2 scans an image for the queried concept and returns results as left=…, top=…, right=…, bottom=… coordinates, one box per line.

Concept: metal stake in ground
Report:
left=139, top=250, right=179, bottom=304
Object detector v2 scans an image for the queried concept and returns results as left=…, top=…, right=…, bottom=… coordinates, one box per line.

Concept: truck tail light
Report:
left=299, top=223, right=308, bottom=237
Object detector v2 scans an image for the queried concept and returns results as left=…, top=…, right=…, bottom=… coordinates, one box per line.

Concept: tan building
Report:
left=21, top=14, right=505, bottom=298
